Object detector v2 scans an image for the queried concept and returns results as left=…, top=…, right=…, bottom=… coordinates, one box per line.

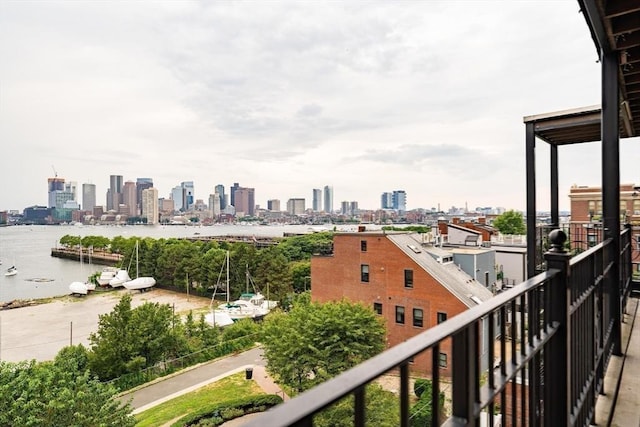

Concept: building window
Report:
left=413, top=308, right=423, bottom=327
left=361, top=240, right=367, bottom=252
left=404, top=269, right=413, bottom=288
left=361, top=264, right=369, bottom=282
left=395, top=306, right=405, bottom=324
left=437, top=312, right=447, bottom=324
left=634, top=200, right=640, bottom=215
left=373, top=302, right=382, bottom=315
left=439, top=352, right=448, bottom=368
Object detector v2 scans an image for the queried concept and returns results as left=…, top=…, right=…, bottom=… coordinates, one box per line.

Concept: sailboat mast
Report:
left=226, top=250, right=230, bottom=303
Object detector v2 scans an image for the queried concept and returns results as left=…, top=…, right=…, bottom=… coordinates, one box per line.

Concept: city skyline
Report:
left=1, top=2, right=639, bottom=213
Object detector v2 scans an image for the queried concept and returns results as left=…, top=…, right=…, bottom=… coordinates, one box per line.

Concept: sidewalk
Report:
left=122, top=347, right=288, bottom=415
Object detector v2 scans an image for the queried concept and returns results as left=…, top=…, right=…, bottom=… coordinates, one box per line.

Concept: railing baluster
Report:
left=354, top=386, right=365, bottom=427
left=400, top=363, right=409, bottom=427
left=432, top=344, right=440, bottom=427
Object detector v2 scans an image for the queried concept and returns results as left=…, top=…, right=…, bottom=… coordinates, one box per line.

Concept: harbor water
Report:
left=0, top=223, right=371, bottom=303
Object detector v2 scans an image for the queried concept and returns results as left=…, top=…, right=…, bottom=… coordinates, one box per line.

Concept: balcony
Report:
left=244, top=228, right=637, bottom=426
left=241, top=1, right=640, bottom=426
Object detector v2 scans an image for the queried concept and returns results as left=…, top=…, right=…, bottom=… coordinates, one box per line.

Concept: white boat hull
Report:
left=69, top=281, right=88, bottom=295
left=205, top=310, right=235, bottom=327
left=97, top=268, right=118, bottom=286
left=123, top=277, right=156, bottom=291
left=109, top=269, right=131, bottom=288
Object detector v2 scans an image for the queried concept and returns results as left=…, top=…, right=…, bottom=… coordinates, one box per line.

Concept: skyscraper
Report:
left=82, top=183, right=96, bottom=212
left=215, top=184, right=226, bottom=209
left=267, top=199, right=280, bottom=211
left=122, top=181, right=137, bottom=217
left=392, top=190, right=407, bottom=212
left=136, top=178, right=153, bottom=215
left=233, top=187, right=255, bottom=216
left=287, top=198, right=306, bottom=215
left=323, top=185, right=333, bottom=213
left=142, top=187, right=159, bottom=224
left=230, top=182, right=240, bottom=207
left=210, top=192, right=221, bottom=217
left=47, top=177, right=65, bottom=208
left=171, top=185, right=186, bottom=211
left=108, top=175, right=123, bottom=211
left=381, top=192, right=393, bottom=209
left=181, top=181, right=195, bottom=211
left=312, top=189, right=322, bottom=212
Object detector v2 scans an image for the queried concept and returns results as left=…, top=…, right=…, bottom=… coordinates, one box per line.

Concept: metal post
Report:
left=544, top=230, right=570, bottom=425
left=602, top=49, right=622, bottom=355
left=526, top=122, right=537, bottom=278
left=451, top=324, right=477, bottom=423
left=550, top=144, right=559, bottom=227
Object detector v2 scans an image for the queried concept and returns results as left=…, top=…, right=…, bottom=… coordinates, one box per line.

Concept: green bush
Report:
left=171, top=394, right=283, bottom=427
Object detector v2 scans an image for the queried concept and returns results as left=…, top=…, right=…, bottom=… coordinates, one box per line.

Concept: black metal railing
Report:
left=244, top=229, right=631, bottom=427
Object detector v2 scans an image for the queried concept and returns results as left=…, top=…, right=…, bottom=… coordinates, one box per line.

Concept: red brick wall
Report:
left=311, top=232, right=470, bottom=375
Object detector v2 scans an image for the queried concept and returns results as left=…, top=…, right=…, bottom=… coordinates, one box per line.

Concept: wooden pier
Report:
left=50, top=248, right=122, bottom=266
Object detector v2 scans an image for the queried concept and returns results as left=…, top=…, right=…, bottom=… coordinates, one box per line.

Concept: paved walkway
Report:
left=119, top=346, right=288, bottom=415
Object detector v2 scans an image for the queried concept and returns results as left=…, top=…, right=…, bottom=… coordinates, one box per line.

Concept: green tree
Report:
left=0, top=355, right=134, bottom=426
left=410, top=378, right=445, bottom=426
left=314, top=384, right=400, bottom=427
left=492, top=210, right=526, bottom=235
left=262, top=299, right=386, bottom=392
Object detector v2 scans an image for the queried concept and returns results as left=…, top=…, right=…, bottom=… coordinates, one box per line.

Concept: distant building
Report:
left=215, top=184, right=226, bottom=209
left=392, top=190, right=406, bottom=212
left=381, top=192, right=393, bottom=209
left=181, top=181, right=195, bottom=211
left=142, top=187, right=159, bottom=224
left=230, top=182, right=241, bottom=207
left=267, top=199, right=281, bottom=212
left=287, top=198, right=306, bottom=215
left=122, top=181, right=137, bottom=217
left=171, top=186, right=186, bottom=212
left=210, top=192, right=221, bottom=217
left=47, top=177, right=65, bottom=209
left=234, top=187, right=255, bottom=216
left=323, top=185, right=333, bottom=213
left=313, top=189, right=322, bottom=212
left=82, top=183, right=96, bottom=212
left=136, top=178, right=153, bottom=215
left=108, top=175, right=123, bottom=211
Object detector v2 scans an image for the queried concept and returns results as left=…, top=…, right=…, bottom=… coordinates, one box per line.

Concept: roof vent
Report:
left=408, top=244, right=422, bottom=253
left=470, top=295, right=483, bottom=305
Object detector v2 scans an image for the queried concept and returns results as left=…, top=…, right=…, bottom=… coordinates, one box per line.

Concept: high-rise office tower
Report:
left=233, top=187, right=255, bottom=216
left=392, top=190, right=407, bottom=212
left=47, top=177, right=65, bottom=208
left=210, top=193, right=221, bottom=217
left=171, top=185, right=186, bottom=212
left=287, top=198, right=306, bottom=215
left=312, top=189, right=322, bottom=212
left=323, top=185, right=333, bottom=213
left=65, top=181, right=78, bottom=201
left=215, top=184, right=226, bottom=209
left=108, top=175, right=123, bottom=211
left=142, top=187, right=159, bottom=224
left=82, top=183, right=96, bottom=212
left=267, top=199, right=280, bottom=211
left=181, top=181, right=195, bottom=211
left=230, top=182, right=240, bottom=207
left=122, top=181, right=137, bottom=217
left=136, top=178, right=153, bottom=215
left=381, top=192, right=393, bottom=209
left=341, top=201, right=350, bottom=215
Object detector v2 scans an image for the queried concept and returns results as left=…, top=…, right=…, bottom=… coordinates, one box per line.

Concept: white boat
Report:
left=97, top=267, right=118, bottom=286
left=69, top=281, right=88, bottom=295
left=109, top=269, right=131, bottom=288
left=206, top=251, right=270, bottom=326
left=5, top=265, right=17, bottom=277
left=123, top=240, right=155, bottom=292
left=69, top=243, right=93, bottom=295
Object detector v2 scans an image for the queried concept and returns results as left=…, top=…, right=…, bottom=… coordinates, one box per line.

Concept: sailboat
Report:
left=123, top=240, right=156, bottom=291
left=69, top=244, right=94, bottom=295
left=5, top=265, right=17, bottom=277
left=205, top=251, right=269, bottom=327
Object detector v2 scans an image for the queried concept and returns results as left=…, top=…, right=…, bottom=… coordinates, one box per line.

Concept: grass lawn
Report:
left=134, top=372, right=266, bottom=427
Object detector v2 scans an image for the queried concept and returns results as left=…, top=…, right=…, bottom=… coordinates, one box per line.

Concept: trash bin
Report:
left=245, top=367, right=253, bottom=380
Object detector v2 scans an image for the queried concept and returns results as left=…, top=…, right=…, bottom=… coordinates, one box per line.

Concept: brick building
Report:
left=569, top=184, right=640, bottom=263
left=311, top=230, right=493, bottom=375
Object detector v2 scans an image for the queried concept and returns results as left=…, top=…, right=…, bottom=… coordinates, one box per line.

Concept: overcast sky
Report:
left=1, top=0, right=638, bottom=213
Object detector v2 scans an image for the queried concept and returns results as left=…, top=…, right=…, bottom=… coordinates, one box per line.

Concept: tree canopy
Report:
left=261, top=298, right=386, bottom=392
left=0, top=347, right=134, bottom=426
left=492, top=210, right=526, bottom=235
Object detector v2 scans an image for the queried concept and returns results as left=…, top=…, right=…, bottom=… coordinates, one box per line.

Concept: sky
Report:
left=1, top=0, right=638, bottom=213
